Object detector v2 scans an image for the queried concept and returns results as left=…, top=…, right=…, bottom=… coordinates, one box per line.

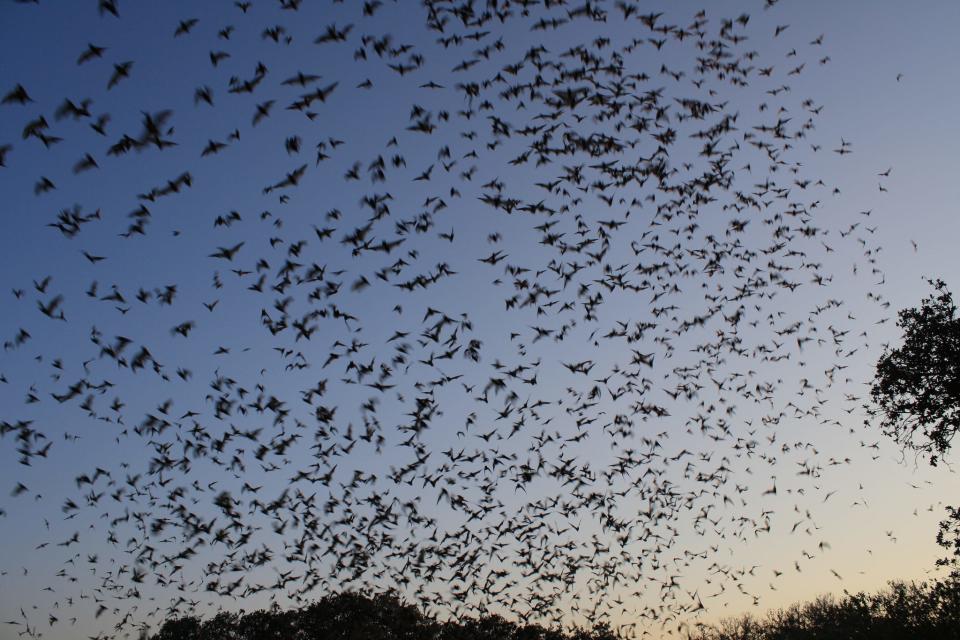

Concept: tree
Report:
left=870, top=279, right=960, bottom=467
left=937, top=505, right=960, bottom=578
left=871, top=279, right=960, bottom=579
left=146, top=591, right=617, bottom=640
left=686, top=579, right=960, bottom=640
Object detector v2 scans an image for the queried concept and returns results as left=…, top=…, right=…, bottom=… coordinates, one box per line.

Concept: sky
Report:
left=0, top=1, right=959, bottom=639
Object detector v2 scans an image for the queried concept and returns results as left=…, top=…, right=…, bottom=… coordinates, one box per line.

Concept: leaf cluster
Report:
left=871, top=279, right=960, bottom=466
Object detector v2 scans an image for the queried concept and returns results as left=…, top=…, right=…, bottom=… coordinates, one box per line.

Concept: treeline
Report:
left=688, top=576, right=960, bottom=640
left=149, top=578, right=960, bottom=640
left=148, top=591, right=617, bottom=640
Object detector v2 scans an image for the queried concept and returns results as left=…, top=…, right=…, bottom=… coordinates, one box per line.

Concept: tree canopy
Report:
left=871, top=279, right=960, bottom=575
left=688, top=578, right=960, bottom=640
left=146, top=583, right=960, bottom=640
left=871, top=279, right=960, bottom=466
left=147, top=591, right=619, bottom=640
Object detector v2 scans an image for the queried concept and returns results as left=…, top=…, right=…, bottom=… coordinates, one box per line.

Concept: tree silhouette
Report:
left=938, top=505, right=960, bottom=579
left=871, top=279, right=960, bottom=467
left=871, top=278, right=960, bottom=575
left=147, top=591, right=620, bottom=640
left=146, top=585, right=960, bottom=640
left=688, top=579, right=960, bottom=640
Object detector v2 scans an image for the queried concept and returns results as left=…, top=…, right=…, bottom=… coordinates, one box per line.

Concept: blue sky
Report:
left=1, top=1, right=959, bottom=638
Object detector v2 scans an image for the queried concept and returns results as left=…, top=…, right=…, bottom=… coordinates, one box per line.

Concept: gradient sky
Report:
left=1, top=1, right=959, bottom=639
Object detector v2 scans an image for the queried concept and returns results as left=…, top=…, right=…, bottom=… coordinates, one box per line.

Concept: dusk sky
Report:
left=1, top=1, right=958, bottom=639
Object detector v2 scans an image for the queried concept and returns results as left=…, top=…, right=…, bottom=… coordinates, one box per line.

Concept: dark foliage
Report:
left=688, top=577, right=960, bottom=640
left=938, top=505, right=960, bottom=578
left=146, top=582, right=960, bottom=640
left=147, top=591, right=618, bottom=640
left=870, top=279, right=960, bottom=467
left=870, top=279, right=960, bottom=575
